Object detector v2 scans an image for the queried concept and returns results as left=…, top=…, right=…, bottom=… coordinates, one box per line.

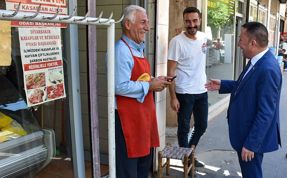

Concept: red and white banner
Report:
left=19, top=27, right=66, bottom=107
left=5, top=0, right=68, bottom=27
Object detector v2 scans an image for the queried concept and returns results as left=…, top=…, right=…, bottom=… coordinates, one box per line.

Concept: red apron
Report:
left=116, top=39, right=159, bottom=158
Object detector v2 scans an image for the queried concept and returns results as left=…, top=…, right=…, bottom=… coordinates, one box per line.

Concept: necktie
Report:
left=234, top=60, right=252, bottom=96
left=237, top=60, right=252, bottom=84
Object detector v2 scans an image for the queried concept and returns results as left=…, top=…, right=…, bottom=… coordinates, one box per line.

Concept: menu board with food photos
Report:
left=18, top=27, right=66, bottom=107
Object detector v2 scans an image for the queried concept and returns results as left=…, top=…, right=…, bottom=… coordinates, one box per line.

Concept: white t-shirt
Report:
left=168, top=31, right=207, bottom=94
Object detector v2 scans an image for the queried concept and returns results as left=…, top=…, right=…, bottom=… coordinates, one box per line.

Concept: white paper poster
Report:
left=18, top=27, right=66, bottom=107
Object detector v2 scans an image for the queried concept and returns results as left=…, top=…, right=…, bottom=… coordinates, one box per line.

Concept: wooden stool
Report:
left=158, top=146, right=195, bottom=178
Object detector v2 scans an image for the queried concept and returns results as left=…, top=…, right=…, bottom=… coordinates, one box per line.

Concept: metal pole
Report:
left=107, top=22, right=116, bottom=178
left=67, top=0, right=86, bottom=177
left=88, top=0, right=101, bottom=177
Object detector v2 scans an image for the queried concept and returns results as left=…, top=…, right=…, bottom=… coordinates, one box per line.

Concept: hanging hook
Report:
left=74, top=11, right=89, bottom=21
left=87, top=11, right=103, bottom=23
left=2, top=2, right=21, bottom=17
left=59, top=6, right=77, bottom=20
left=99, top=12, right=113, bottom=24
left=23, top=4, right=41, bottom=19
left=114, top=14, right=124, bottom=24
left=43, top=6, right=59, bottom=20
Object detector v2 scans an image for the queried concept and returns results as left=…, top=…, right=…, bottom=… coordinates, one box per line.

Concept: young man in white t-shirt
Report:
left=167, top=7, right=208, bottom=167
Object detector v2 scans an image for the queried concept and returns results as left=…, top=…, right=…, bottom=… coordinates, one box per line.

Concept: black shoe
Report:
left=194, top=158, right=205, bottom=167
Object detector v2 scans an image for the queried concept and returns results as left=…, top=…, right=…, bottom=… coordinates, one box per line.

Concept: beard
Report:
left=186, top=26, right=198, bottom=36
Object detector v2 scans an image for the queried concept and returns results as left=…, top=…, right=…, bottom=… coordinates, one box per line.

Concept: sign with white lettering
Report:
left=19, top=27, right=66, bottom=106
left=5, top=0, right=68, bottom=28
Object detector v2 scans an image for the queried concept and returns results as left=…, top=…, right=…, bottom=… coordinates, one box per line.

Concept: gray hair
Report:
left=121, top=5, right=146, bottom=28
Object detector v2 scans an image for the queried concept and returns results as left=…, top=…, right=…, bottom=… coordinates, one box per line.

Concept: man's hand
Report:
left=149, top=77, right=171, bottom=92
left=241, top=147, right=254, bottom=162
left=205, top=79, right=221, bottom=91
left=170, top=97, right=180, bottom=112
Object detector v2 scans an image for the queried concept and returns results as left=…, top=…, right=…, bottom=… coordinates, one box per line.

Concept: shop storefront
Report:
left=0, top=0, right=72, bottom=177
left=0, top=0, right=111, bottom=177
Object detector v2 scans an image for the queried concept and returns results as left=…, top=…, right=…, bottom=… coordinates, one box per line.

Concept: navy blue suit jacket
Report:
left=219, top=50, right=282, bottom=153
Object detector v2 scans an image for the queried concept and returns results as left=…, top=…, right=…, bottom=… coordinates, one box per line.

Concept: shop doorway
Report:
left=234, top=16, right=244, bottom=80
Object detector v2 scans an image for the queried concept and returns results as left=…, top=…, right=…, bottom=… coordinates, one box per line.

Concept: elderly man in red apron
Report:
left=115, top=5, right=171, bottom=178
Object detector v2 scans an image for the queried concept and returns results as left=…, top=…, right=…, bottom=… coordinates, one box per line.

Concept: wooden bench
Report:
left=158, top=146, right=195, bottom=178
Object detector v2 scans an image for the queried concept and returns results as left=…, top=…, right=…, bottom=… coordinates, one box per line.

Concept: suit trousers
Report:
left=237, top=151, right=263, bottom=178
left=115, top=110, right=153, bottom=178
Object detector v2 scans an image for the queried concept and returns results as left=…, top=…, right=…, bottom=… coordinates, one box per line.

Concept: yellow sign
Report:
left=0, top=21, right=12, bottom=66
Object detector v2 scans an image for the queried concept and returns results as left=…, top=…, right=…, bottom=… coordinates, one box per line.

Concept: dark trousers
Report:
left=115, top=110, right=153, bottom=178
left=176, top=92, right=208, bottom=148
left=237, top=151, right=263, bottom=178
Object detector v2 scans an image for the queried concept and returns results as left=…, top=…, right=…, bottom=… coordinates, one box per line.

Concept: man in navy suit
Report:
left=205, top=22, right=282, bottom=178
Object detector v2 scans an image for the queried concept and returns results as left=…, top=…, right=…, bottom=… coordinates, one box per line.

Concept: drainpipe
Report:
left=67, top=0, right=86, bottom=177
left=87, top=0, right=101, bottom=177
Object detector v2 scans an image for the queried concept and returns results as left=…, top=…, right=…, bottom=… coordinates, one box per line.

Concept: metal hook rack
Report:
left=23, top=4, right=41, bottom=19
left=74, top=11, right=89, bottom=22
left=42, top=7, right=59, bottom=20
left=99, top=12, right=113, bottom=24
left=87, top=11, right=103, bottom=23
left=0, top=6, right=123, bottom=25
left=59, top=7, right=77, bottom=20
left=1, top=2, right=21, bottom=17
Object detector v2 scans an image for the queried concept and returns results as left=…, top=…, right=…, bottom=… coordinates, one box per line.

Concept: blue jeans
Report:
left=176, top=92, right=208, bottom=148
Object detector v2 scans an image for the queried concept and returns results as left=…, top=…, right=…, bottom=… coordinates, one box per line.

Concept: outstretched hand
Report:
left=205, top=79, right=221, bottom=91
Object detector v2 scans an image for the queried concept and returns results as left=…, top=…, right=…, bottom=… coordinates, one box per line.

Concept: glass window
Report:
left=236, top=0, right=244, bottom=14
left=0, top=0, right=76, bottom=177
left=258, top=7, right=267, bottom=24
left=207, top=0, right=235, bottom=106
left=269, top=15, right=277, bottom=47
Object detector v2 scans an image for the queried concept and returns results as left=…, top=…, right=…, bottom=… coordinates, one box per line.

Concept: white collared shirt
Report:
left=243, top=48, right=269, bottom=79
